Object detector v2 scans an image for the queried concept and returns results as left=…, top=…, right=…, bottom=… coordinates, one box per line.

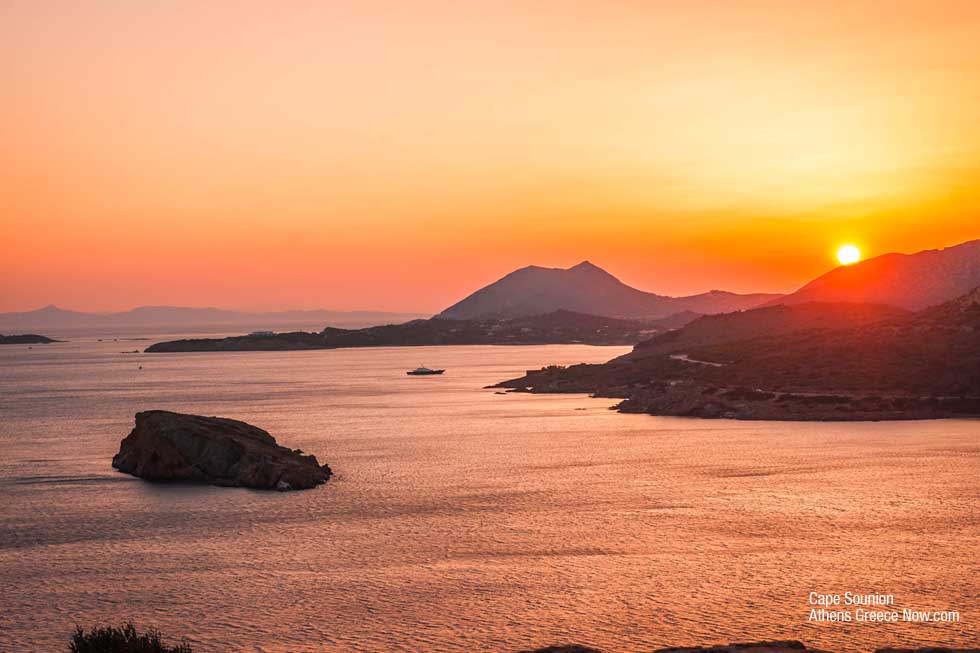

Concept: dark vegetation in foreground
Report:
left=144, top=310, right=695, bottom=352
left=496, top=290, right=980, bottom=421
left=69, top=624, right=192, bottom=653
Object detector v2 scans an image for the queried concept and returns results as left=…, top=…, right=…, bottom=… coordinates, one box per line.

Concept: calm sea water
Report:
left=1, top=338, right=978, bottom=652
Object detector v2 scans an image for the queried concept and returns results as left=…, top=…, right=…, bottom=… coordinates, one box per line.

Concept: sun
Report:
left=837, top=244, right=861, bottom=266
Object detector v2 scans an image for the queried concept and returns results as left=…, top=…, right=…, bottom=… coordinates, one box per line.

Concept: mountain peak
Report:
left=436, top=261, right=776, bottom=320
left=568, top=260, right=606, bottom=274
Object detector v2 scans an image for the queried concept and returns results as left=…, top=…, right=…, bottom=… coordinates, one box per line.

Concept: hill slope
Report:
left=632, top=302, right=908, bottom=357
left=438, top=261, right=779, bottom=320
left=769, top=239, right=980, bottom=310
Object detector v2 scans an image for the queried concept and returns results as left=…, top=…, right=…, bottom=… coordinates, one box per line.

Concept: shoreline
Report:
left=496, top=374, right=980, bottom=422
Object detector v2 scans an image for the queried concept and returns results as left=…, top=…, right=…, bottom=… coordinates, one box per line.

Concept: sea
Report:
left=1, top=336, right=977, bottom=652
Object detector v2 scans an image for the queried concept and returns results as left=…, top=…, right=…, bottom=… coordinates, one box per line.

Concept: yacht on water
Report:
left=406, top=365, right=445, bottom=376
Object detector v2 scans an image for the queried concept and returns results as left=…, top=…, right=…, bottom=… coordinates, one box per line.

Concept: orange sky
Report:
left=2, top=1, right=979, bottom=312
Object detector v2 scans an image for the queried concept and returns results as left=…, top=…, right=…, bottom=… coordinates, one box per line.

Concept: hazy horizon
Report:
left=3, top=238, right=976, bottom=315
left=4, top=2, right=980, bottom=313
left=3, top=255, right=785, bottom=315
left=0, top=303, right=433, bottom=316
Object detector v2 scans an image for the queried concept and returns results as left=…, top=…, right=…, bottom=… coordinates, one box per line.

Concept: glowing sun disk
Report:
left=837, top=244, right=861, bottom=265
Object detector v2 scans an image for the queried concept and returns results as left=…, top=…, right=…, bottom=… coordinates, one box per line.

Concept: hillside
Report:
left=633, top=302, right=908, bottom=356
left=769, top=239, right=980, bottom=310
left=437, top=261, right=780, bottom=320
left=495, top=294, right=980, bottom=420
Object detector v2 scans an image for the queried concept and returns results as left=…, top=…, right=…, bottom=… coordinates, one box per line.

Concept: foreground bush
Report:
left=69, top=623, right=192, bottom=653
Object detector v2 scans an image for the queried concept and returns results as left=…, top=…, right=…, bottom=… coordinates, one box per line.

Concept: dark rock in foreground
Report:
left=112, top=411, right=332, bottom=491
left=875, top=648, right=980, bottom=653
left=0, top=333, right=58, bottom=344
left=517, top=646, right=604, bottom=653
left=654, top=642, right=818, bottom=653
left=515, top=643, right=979, bottom=653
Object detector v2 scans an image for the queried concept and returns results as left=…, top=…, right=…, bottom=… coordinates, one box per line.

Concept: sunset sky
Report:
left=2, top=1, right=979, bottom=312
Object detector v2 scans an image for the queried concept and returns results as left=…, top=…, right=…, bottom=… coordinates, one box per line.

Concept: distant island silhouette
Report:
left=144, top=310, right=689, bottom=352
left=0, top=333, right=58, bottom=345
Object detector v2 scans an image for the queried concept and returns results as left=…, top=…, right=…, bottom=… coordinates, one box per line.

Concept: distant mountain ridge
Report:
left=768, top=238, right=980, bottom=310
left=0, top=304, right=428, bottom=334
left=437, top=260, right=781, bottom=320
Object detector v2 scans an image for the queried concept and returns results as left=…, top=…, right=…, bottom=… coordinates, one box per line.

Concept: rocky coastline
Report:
left=495, top=292, right=980, bottom=421
left=497, top=367, right=980, bottom=421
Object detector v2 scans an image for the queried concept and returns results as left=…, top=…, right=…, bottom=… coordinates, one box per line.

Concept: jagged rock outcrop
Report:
left=112, top=411, right=332, bottom=491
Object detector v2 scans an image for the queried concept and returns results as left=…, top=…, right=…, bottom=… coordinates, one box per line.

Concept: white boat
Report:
left=406, top=366, right=445, bottom=376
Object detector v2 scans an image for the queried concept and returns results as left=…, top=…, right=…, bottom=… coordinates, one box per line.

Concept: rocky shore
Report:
left=498, top=368, right=980, bottom=421
left=112, top=411, right=332, bottom=491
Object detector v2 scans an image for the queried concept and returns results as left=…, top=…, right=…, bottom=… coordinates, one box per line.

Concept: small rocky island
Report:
left=112, top=411, right=332, bottom=491
left=0, top=333, right=59, bottom=344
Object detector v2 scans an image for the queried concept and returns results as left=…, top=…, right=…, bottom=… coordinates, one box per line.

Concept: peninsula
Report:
left=495, top=289, right=980, bottom=421
left=144, top=310, right=686, bottom=352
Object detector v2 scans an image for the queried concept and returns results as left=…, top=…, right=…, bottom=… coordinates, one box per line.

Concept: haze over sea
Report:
left=1, top=338, right=977, bottom=652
